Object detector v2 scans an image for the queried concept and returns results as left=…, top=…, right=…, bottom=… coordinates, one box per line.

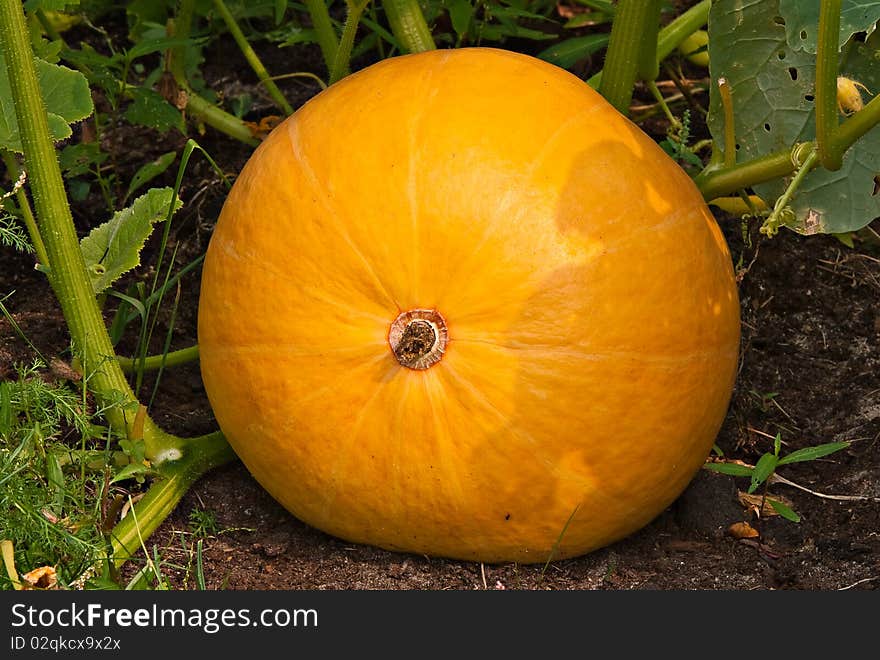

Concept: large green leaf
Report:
left=79, top=187, right=182, bottom=294
left=0, top=55, right=93, bottom=153
left=707, top=0, right=880, bottom=234
left=123, top=87, right=184, bottom=134
left=778, top=0, right=880, bottom=52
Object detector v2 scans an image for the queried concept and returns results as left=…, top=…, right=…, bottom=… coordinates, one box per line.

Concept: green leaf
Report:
left=447, top=0, right=475, bottom=40
left=777, top=441, right=850, bottom=465
left=833, top=231, right=856, bottom=247
left=109, top=461, right=151, bottom=484
left=564, top=12, right=613, bottom=30
left=748, top=453, right=779, bottom=493
left=127, top=36, right=199, bottom=62
left=59, top=142, right=107, bottom=178
left=79, top=187, right=182, bottom=294
left=537, top=34, right=610, bottom=69
left=768, top=498, right=801, bottom=522
left=0, top=56, right=93, bottom=152
left=67, top=178, right=90, bottom=202
left=702, top=462, right=754, bottom=477
left=778, top=0, right=880, bottom=53
left=125, top=0, right=175, bottom=39
left=124, top=151, right=177, bottom=205
left=707, top=0, right=880, bottom=235
left=123, top=87, right=184, bottom=133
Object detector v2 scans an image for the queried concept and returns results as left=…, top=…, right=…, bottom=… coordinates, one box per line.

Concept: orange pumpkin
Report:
left=197, top=47, right=740, bottom=564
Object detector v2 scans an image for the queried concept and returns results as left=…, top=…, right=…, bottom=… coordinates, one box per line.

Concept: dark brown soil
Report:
left=1, top=11, right=878, bottom=591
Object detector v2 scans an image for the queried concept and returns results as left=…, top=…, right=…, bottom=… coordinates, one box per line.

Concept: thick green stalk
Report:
left=636, top=2, right=661, bottom=84
left=0, top=0, right=183, bottom=459
left=598, top=0, right=661, bottom=114
left=305, top=0, right=340, bottom=76
left=212, top=0, right=294, bottom=115
left=656, top=0, right=711, bottom=64
left=588, top=0, right=710, bottom=90
left=181, top=79, right=260, bottom=146
left=329, top=0, right=371, bottom=84
left=109, top=432, right=236, bottom=568
left=815, top=0, right=842, bottom=170
left=836, top=93, right=880, bottom=149
left=698, top=90, right=880, bottom=202
left=382, top=0, right=436, bottom=53
left=695, top=142, right=813, bottom=201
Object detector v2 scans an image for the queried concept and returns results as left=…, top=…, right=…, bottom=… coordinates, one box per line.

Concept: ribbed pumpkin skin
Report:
left=198, top=47, right=741, bottom=564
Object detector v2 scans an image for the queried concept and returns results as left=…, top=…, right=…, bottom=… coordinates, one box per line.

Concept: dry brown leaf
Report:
left=727, top=521, right=760, bottom=539
left=556, top=3, right=577, bottom=19
left=22, top=566, right=58, bottom=590
left=245, top=116, right=283, bottom=140
left=738, top=491, right=794, bottom=517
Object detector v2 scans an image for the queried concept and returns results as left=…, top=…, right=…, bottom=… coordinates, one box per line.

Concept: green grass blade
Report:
left=777, top=441, right=851, bottom=465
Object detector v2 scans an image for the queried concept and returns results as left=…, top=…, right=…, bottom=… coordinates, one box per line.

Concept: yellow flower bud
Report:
left=836, top=76, right=870, bottom=116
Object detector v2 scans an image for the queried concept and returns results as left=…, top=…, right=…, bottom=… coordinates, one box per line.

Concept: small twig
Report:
left=480, top=562, right=488, bottom=590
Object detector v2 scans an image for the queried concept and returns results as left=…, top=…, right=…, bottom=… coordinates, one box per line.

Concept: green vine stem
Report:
left=697, top=87, right=880, bottom=202
left=836, top=92, right=880, bottom=148
left=304, top=0, right=340, bottom=77
left=171, top=0, right=259, bottom=147
left=109, top=431, right=236, bottom=569
left=382, top=0, right=437, bottom=53
left=598, top=0, right=660, bottom=114
left=637, top=3, right=661, bottom=84
left=211, top=0, right=294, bottom=115
left=267, top=71, right=328, bottom=91
left=1, top=150, right=50, bottom=268
left=695, top=142, right=813, bottom=202
left=760, top=148, right=819, bottom=237
left=645, top=81, right=679, bottom=127
left=329, top=0, right=371, bottom=85
left=815, top=0, right=843, bottom=171
left=589, top=0, right=709, bottom=97
left=0, top=0, right=169, bottom=451
left=2, top=0, right=239, bottom=572
left=118, top=345, right=200, bottom=373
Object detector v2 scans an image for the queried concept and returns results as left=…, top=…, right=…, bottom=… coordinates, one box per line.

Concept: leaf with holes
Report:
left=778, top=0, right=880, bottom=52
left=79, top=187, right=182, bottom=294
left=707, top=0, right=880, bottom=234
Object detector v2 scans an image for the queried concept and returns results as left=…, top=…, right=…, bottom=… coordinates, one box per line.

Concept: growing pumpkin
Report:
left=197, top=47, right=741, bottom=564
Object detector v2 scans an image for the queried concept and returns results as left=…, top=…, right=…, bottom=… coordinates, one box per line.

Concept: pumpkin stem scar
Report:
left=388, top=309, right=448, bottom=370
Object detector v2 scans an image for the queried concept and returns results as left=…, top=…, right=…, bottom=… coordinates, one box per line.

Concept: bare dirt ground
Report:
left=1, top=14, right=878, bottom=591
